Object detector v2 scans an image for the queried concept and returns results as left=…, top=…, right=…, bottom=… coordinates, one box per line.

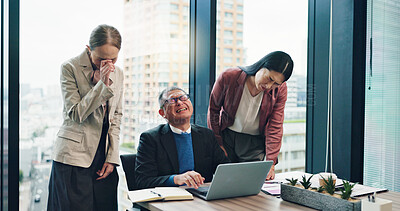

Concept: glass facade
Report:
left=216, top=0, right=308, bottom=173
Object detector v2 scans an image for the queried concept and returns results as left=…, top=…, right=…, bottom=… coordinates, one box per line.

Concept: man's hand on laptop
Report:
left=266, top=164, right=275, bottom=180
left=174, top=171, right=205, bottom=189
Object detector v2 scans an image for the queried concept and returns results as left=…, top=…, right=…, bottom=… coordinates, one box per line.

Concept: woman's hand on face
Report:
left=100, top=60, right=114, bottom=86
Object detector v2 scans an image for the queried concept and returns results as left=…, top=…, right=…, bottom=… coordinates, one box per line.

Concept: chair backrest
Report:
left=120, top=154, right=138, bottom=191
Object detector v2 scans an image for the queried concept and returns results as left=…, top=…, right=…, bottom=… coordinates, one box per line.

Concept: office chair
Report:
left=120, top=154, right=138, bottom=191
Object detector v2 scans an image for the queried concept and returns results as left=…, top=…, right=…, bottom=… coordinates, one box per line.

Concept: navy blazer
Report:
left=135, top=124, right=230, bottom=189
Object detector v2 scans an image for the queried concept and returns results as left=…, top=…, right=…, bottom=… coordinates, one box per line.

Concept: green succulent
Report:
left=340, top=180, right=357, bottom=200
left=316, top=186, right=324, bottom=192
left=299, top=174, right=314, bottom=189
left=286, top=178, right=298, bottom=186
left=320, top=174, right=336, bottom=195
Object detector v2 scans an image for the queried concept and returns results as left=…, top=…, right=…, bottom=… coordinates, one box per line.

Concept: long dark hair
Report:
left=240, top=51, right=294, bottom=81
left=89, top=24, right=122, bottom=50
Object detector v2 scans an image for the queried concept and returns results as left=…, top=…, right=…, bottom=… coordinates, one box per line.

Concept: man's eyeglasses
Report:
left=162, top=94, right=190, bottom=108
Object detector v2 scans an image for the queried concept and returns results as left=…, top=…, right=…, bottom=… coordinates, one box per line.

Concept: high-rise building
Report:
left=285, top=77, right=298, bottom=108
left=216, top=0, right=245, bottom=75
left=122, top=0, right=244, bottom=146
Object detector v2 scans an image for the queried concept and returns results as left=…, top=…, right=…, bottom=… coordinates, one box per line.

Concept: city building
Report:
left=122, top=0, right=245, bottom=147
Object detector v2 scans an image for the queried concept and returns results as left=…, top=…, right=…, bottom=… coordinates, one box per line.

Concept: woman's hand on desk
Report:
left=266, top=165, right=275, bottom=180
left=174, top=171, right=205, bottom=189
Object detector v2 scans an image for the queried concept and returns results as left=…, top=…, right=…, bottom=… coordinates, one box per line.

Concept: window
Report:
left=171, top=13, right=179, bottom=22
left=224, top=30, right=233, bottom=37
left=224, top=39, right=233, bottom=45
left=170, top=23, right=179, bottom=31
left=224, top=12, right=233, bottom=18
left=20, top=0, right=190, bottom=210
left=237, top=13, right=243, bottom=21
left=171, top=3, right=179, bottom=11
left=173, top=63, right=179, bottom=70
left=216, top=0, right=308, bottom=174
left=224, top=21, right=233, bottom=27
left=224, top=57, right=233, bottom=63
left=224, top=3, right=234, bottom=9
left=237, top=5, right=243, bottom=12
left=224, top=48, right=233, bottom=54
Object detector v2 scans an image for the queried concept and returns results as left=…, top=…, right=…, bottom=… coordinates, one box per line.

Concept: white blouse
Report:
left=228, top=83, right=264, bottom=135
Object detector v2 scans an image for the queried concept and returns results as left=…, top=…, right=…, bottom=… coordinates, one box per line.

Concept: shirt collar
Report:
left=169, top=124, right=191, bottom=134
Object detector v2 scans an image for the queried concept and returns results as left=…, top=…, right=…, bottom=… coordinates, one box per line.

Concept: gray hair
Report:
left=158, top=86, right=187, bottom=108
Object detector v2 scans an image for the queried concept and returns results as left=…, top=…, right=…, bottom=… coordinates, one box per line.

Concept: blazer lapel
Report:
left=78, top=49, right=94, bottom=87
left=160, top=124, right=179, bottom=173
left=107, top=70, right=116, bottom=106
left=191, top=125, right=203, bottom=169
left=231, top=70, right=247, bottom=115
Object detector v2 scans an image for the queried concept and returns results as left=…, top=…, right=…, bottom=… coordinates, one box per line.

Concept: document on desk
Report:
left=350, top=184, right=388, bottom=197
left=269, top=171, right=388, bottom=197
left=128, top=187, right=193, bottom=203
left=261, top=183, right=281, bottom=196
left=270, top=171, right=313, bottom=184
left=267, top=171, right=344, bottom=188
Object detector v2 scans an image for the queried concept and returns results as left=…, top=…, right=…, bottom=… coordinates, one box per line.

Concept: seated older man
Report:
left=135, top=87, right=229, bottom=189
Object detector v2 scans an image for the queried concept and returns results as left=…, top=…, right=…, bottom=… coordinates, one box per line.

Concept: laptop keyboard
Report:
left=188, top=187, right=209, bottom=196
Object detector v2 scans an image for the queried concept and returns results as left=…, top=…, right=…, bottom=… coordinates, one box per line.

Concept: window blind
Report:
left=364, top=0, right=400, bottom=192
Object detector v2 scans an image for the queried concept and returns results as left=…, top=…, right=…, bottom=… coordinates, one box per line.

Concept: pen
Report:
left=265, top=181, right=281, bottom=184
left=150, top=190, right=162, bottom=197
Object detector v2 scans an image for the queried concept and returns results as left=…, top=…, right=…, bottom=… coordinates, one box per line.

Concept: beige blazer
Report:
left=53, top=49, right=124, bottom=168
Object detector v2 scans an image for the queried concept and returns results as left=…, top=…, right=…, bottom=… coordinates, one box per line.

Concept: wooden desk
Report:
left=137, top=192, right=315, bottom=211
left=137, top=190, right=400, bottom=211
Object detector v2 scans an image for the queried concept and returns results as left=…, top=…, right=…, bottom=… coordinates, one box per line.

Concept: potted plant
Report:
left=280, top=174, right=361, bottom=211
left=299, top=174, right=313, bottom=189
left=286, top=178, right=298, bottom=186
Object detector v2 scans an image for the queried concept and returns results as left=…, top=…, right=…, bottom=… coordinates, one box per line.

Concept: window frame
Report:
left=306, top=0, right=366, bottom=183
left=2, top=0, right=20, bottom=210
left=2, top=0, right=371, bottom=209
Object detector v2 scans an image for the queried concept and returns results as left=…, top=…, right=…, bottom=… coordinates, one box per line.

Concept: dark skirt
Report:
left=47, top=120, right=119, bottom=211
left=222, top=128, right=265, bottom=162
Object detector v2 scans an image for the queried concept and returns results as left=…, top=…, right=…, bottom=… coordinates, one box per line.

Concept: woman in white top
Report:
left=207, top=51, right=294, bottom=180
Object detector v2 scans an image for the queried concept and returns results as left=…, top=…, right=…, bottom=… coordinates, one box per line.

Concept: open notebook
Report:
left=128, top=187, right=193, bottom=203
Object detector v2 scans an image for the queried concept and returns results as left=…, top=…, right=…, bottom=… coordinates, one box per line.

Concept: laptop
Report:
left=186, top=161, right=272, bottom=200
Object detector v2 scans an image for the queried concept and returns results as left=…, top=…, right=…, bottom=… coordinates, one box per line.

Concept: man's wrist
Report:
left=164, top=175, right=177, bottom=186
left=173, top=174, right=179, bottom=184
